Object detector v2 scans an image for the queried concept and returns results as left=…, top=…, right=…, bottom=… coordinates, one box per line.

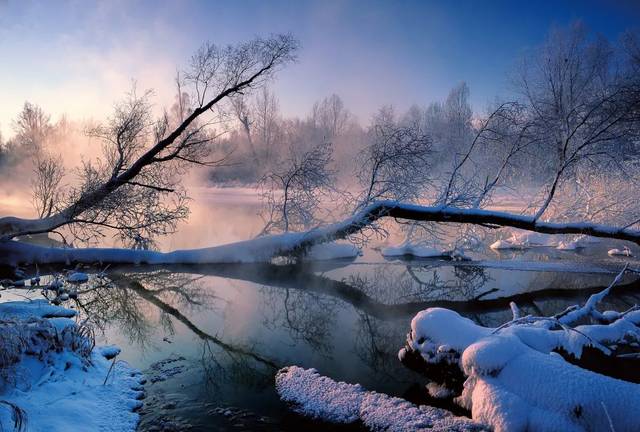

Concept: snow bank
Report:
left=556, top=239, right=584, bottom=251
left=381, top=243, right=450, bottom=258
left=305, top=242, right=361, bottom=261
left=508, top=230, right=559, bottom=247
left=490, top=230, right=559, bottom=250
left=0, top=301, right=144, bottom=432
left=608, top=248, right=633, bottom=257
left=556, top=235, right=602, bottom=251
left=275, top=366, right=485, bottom=431
left=404, top=308, right=640, bottom=432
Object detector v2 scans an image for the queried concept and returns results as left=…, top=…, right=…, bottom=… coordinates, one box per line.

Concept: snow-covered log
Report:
left=3, top=200, right=640, bottom=266
left=399, top=267, right=640, bottom=431
left=275, top=365, right=486, bottom=431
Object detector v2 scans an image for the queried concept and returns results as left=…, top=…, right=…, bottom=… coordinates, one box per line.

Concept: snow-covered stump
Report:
left=399, top=269, right=640, bottom=431
left=275, top=366, right=486, bottom=431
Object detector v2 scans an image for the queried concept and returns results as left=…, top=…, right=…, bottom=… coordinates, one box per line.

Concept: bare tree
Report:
left=31, top=153, right=64, bottom=219
left=230, top=94, right=259, bottom=165
left=0, top=34, right=299, bottom=243
left=259, top=141, right=334, bottom=234
left=253, top=87, right=282, bottom=167
left=355, top=106, right=433, bottom=209
left=311, top=94, right=352, bottom=140
left=12, top=102, right=52, bottom=157
left=514, top=23, right=640, bottom=221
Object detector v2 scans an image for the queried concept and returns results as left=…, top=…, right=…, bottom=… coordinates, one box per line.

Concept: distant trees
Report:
left=310, top=94, right=353, bottom=140
left=12, top=102, right=53, bottom=157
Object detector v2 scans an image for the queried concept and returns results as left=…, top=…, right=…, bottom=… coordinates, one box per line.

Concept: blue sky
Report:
left=0, top=0, right=638, bottom=135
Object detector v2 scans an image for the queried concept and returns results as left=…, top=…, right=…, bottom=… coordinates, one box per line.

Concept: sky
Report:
left=0, top=0, right=639, bottom=137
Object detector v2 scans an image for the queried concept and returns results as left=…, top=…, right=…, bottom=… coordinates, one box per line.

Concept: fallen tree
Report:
left=2, top=200, right=640, bottom=266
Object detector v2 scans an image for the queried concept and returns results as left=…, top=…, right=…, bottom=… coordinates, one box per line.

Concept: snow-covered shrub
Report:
left=0, top=317, right=95, bottom=385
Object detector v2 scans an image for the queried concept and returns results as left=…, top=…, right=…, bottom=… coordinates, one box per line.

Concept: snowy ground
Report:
left=0, top=300, right=144, bottom=432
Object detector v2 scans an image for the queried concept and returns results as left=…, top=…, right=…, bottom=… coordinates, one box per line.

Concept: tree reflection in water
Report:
left=52, top=259, right=640, bottom=427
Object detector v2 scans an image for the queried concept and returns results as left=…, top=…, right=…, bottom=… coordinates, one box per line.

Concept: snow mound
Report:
left=556, top=239, right=584, bottom=251
left=381, top=243, right=452, bottom=258
left=66, top=271, right=89, bottom=283
left=608, top=248, right=633, bottom=257
left=406, top=307, right=640, bottom=432
left=305, top=242, right=361, bottom=261
left=0, top=301, right=143, bottom=432
left=556, top=235, right=600, bottom=251
left=509, top=230, right=558, bottom=247
left=491, top=230, right=561, bottom=250
left=0, top=299, right=77, bottom=319
left=489, top=239, right=523, bottom=250
left=275, top=366, right=485, bottom=431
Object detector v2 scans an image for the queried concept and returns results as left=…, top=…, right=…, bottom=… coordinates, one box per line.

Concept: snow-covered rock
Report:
left=275, top=366, right=485, bottom=431
left=509, top=230, right=558, bottom=247
left=556, top=235, right=601, bottom=251
left=0, top=299, right=77, bottom=319
left=556, top=239, right=584, bottom=251
left=491, top=230, right=560, bottom=250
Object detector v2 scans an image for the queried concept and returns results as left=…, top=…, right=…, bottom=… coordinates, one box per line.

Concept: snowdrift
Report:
left=0, top=300, right=144, bottom=432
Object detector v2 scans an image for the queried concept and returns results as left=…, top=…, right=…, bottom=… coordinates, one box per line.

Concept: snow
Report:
left=0, top=300, right=143, bottom=432
left=489, top=239, right=522, bottom=250
left=405, top=307, right=640, bottom=432
left=491, top=230, right=560, bottom=250
left=555, top=234, right=601, bottom=250
left=508, top=230, right=558, bottom=247
left=66, top=271, right=89, bottom=283
left=0, top=299, right=77, bottom=319
left=381, top=243, right=452, bottom=258
left=407, top=308, right=492, bottom=357
left=305, top=242, right=361, bottom=260
left=459, top=335, right=640, bottom=432
left=275, top=366, right=485, bottom=431
left=608, top=248, right=633, bottom=256
left=97, top=345, right=122, bottom=360
left=556, top=239, right=585, bottom=251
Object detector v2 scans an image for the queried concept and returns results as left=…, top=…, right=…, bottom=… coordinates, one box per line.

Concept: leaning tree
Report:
left=0, top=34, right=299, bottom=245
